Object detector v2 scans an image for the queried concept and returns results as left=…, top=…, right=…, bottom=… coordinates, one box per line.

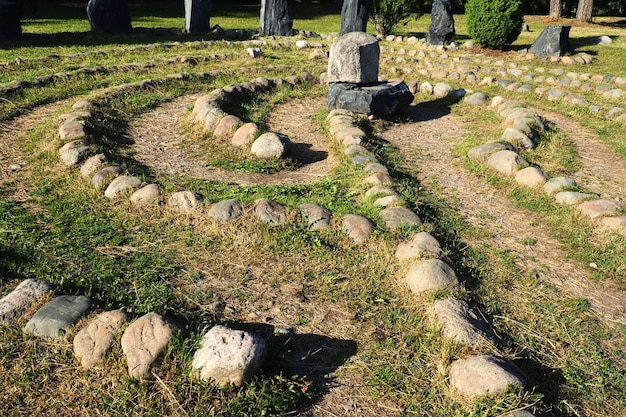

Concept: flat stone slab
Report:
left=23, top=295, right=94, bottom=339
left=209, top=199, right=243, bottom=222
left=577, top=199, right=621, bottom=219
left=104, top=175, right=142, bottom=199
left=433, top=298, right=498, bottom=347
left=253, top=198, right=286, bottom=226
left=191, top=325, right=267, bottom=387
left=169, top=191, right=202, bottom=214
left=555, top=191, right=596, bottom=205
left=403, top=259, right=459, bottom=294
left=73, top=309, right=128, bottom=368
left=328, top=81, right=414, bottom=117
left=449, top=355, right=526, bottom=398
left=0, top=279, right=55, bottom=326
left=380, top=207, right=422, bottom=230
left=487, top=150, right=529, bottom=176
left=130, top=184, right=162, bottom=206
left=395, top=232, right=442, bottom=260
left=298, top=203, right=332, bottom=230
left=121, top=312, right=176, bottom=379
left=342, top=214, right=375, bottom=244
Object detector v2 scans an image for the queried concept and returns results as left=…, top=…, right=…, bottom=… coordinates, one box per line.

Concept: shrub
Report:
left=369, top=0, right=424, bottom=36
left=465, top=0, right=524, bottom=49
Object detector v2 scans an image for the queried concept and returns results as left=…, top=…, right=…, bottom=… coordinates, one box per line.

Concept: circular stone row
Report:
left=0, top=278, right=269, bottom=387
left=462, top=93, right=626, bottom=236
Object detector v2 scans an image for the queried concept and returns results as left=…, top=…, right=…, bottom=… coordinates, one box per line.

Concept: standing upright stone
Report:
left=428, top=0, right=455, bottom=46
left=260, top=0, right=294, bottom=36
left=327, top=32, right=380, bottom=84
left=86, top=0, right=133, bottom=33
left=0, top=1, right=22, bottom=40
left=529, top=26, right=574, bottom=57
left=340, top=0, right=369, bottom=35
left=184, top=0, right=211, bottom=34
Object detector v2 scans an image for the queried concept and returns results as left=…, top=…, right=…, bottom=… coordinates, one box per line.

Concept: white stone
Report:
left=0, top=279, right=54, bottom=326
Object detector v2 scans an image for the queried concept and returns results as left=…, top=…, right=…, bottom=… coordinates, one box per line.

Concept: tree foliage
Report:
left=368, top=0, right=424, bottom=36
left=465, top=0, right=524, bottom=49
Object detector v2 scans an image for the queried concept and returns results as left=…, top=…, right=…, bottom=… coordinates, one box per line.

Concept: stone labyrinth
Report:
left=1, top=25, right=626, bottom=417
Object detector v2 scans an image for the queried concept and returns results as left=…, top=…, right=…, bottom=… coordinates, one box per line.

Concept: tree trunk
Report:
left=549, top=0, right=561, bottom=18
left=576, top=0, right=594, bottom=22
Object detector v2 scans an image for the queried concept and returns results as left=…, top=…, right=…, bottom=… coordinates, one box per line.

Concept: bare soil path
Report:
left=380, top=105, right=626, bottom=327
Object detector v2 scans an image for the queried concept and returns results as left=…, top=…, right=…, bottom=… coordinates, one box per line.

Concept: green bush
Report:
left=465, top=0, right=524, bottom=49
left=369, top=0, right=424, bottom=36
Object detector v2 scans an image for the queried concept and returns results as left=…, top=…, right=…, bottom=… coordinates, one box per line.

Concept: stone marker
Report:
left=327, top=32, right=380, bottom=84
left=208, top=199, right=243, bottom=222
left=395, top=232, right=442, bottom=260
left=260, top=0, right=294, bottom=36
left=433, top=298, right=498, bottom=347
left=73, top=309, right=128, bottom=368
left=169, top=191, right=202, bottom=214
left=0, top=279, right=55, bottom=326
left=327, top=81, right=414, bottom=117
left=121, top=312, right=176, bottom=379
left=428, top=0, right=455, bottom=46
left=104, top=175, right=142, bottom=199
left=449, top=355, right=526, bottom=398
left=184, top=0, right=211, bottom=35
left=403, top=259, right=459, bottom=294
left=529, top=26, right=573, bottom=57
left=0, top=1, right=22, bottom=40
left=342, top=214, right=375, bottom=244
left=24, top=295, right=94, bottom=339
left=191, top=325, right=267, bottom=387
left=340, top=0, right=369, bottom=35
left=380, top=207, right=422, bottom=230
left=253, top=198, right=286, bottom=226
left=86, top=0, right=133, bottom=33
left=298, top=203, right=332, bottom=230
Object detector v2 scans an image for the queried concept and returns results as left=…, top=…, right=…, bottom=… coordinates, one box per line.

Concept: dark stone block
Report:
left=184, top=0, right=211, bottom=34
left=340, top=0, right=369, bottom=35
left=0, top=2, right=22, bottom=40
left=86, top=0, right=133, bottom=33
left=328, top=81, right=414, bottom=117
left=260, top=0, right=294, bottom=36
left=428, top=0, right=455, bottom=46
left=23, top=295, right=94, bottom=339
left=529, top=26, right=573, bottom=57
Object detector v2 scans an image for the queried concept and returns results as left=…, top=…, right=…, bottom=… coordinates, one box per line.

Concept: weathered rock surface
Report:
left=208, top=199, right=243, bottom=222
left=59, top=140, right=90, bottom=166
left=327, top=32, right=379, bottom=84
left=529, top=25, right=573, bottom=57
left=577, top=199, right=621, bottom=219
left=184, top=0, right=211, bottom=35
left=340, top=0, right=369, bottom=35
left=328, top=81, right=414, bottom=117
left=342, top=214, right=375, bottom=244
left=232, top=123, right=259, bottom=147
left=130, top=184, right=162, bottom=206
left=555, top=191, right=596, bottom=205
left=449, top=355, right=526, bottom=398
left=433, top=298, right=498, bottom=347
left=403, top=259, right=459, bottom=294
left=92, top=165, right=123, bottom=189
left=428, top=0, right=455, bottom=46
left=487, top=150, right=529, bottom=176
left=0, top=279, right=55, bottom=326
left=191, top=325, right=267, bottom=387
left=80, top=154, right=107, bottom=178
left=363, top=172, right=394, bottom=185
left=121, top=312, right=176, bottom=379
left=515, top=167, right=547, bottom=188
left=86, top=0, right=133, bottom=33
left=253, top=198, right=286, bottom=226
left=213, top=115, right=243, bottom=139
left=23, top=295, right=94, bottom=339
left=251, top=132, right=290, bottom=159
left=169, top=191, right=202, bottom=213
left=260, top=0, right=293, bottom=36
left=463, top=92, right=489, bottom=106
left=104, top=175, right=142, bottom=199
left=395, top=232, right=442, bottom=260
left=73, top=309, right=128, bottom=368
left=544, top=176, right=576, bottom=196
left=298, top=203, right=332, bottom=230
left=380, top=207, right=422, bottom=230
left=468, top=142, right=514, bottom=163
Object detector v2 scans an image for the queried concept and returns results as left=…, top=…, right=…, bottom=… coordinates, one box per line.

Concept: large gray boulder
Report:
left=529, top=26, right=574, bottom=57
left=428, top=0, right=455, bottom=46
left=327, top=32, right=380, bottom=84
left=86, top=0, right=133, bottom=33
left=184, top=0, right=211, bottom=34
left=328, top=81, right=414, bottom=117
left=260, top=0, right=294, bottom=36
left=340, top=0, right=369, bottom=35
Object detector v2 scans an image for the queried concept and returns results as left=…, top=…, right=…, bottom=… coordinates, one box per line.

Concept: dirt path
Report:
left=128, top=94, right=337, bottom=186
left=381, top=104, right=626, bottom=327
